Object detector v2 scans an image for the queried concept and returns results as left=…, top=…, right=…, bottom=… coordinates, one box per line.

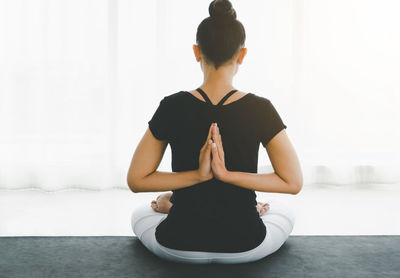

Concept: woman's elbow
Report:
left=127, top=176, right=141, bottom=193
left=290, top=181, right=303, bottom=194
left=288, top=171, right=303, bottom=194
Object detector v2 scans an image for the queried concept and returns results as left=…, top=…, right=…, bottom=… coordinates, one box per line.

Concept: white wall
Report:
left=0, top=0, right=399, bottom=190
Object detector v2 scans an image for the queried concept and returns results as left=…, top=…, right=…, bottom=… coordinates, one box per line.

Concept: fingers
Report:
left=212, top=124, right=224, bottom=161
left=206, top=135, right=213, bottom=153
left=207, top=123, right=214, bottom=144
left=211, top=140, right=219, bottom=161
left=203, top=123, right=216, bottom=150
left=205, top=123, right=214, bottom=156
left=218, top=133, right=224, bottom=156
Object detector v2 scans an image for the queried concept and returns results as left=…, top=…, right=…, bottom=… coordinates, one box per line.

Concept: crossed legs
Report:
left=131, top=198, right=295, bottom=264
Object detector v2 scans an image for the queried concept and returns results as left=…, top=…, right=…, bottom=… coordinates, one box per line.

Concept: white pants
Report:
left=131, top=199, right=295, bottom=264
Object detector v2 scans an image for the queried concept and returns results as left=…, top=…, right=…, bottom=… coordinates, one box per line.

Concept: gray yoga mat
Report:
left=0, top=236, right=399, bottom=278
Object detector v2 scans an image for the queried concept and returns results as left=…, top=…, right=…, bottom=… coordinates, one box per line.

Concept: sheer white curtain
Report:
left=0, top=0, right=399, bottom=191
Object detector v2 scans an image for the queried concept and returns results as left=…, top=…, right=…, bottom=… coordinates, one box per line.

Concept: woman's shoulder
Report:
left=161, top=91, right=188, bottom=103
left=160, top=90, right=271, bottom=107
left=250, top=92, right=271, bottom=103
left=155, top=91, right=187, bottom=109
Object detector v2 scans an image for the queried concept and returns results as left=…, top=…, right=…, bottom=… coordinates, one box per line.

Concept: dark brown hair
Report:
left=196, top=0, right=246, bottom=70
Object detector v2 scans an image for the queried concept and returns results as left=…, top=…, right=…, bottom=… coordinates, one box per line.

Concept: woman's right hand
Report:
left=197, top=122, right=215, bottom=182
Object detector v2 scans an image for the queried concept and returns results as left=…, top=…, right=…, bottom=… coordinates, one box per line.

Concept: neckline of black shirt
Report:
left=183, top=90, right=254, bottom=108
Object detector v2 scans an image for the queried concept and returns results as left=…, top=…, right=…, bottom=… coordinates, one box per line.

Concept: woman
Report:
left=127, top=0, right=303, bottom=264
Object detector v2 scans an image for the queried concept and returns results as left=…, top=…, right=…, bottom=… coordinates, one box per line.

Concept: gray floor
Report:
left=0, top=236, right=399, bottom=278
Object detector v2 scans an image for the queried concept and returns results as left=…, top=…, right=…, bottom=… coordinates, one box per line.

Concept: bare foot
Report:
left=151, top=193, right=269, bottom=216
left=151, top=192, right=173, bottom=214
left=256, top=201, right=270, bottom=216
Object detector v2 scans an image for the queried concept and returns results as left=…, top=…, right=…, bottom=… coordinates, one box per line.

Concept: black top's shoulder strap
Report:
left=217, top=89, right=238, bottom=106
left=196, top=88, right=212, bottom=105
left=197, top=88, right=239, bottom=106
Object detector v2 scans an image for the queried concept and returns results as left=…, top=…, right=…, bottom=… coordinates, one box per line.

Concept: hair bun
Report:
left=209, top=0, right=237, bottom=23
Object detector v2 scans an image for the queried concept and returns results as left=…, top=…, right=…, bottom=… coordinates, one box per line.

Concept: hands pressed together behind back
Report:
left=197, top=122, right=230, bottom=182
left=151, top=122, right=270, bottom=215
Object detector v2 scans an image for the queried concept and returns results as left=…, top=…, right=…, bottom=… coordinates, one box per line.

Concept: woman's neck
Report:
left=200, top=67, right=236, bottom=98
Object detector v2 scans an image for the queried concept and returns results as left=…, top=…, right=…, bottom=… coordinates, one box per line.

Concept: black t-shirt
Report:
left=147, top=90, right=287, bottom=253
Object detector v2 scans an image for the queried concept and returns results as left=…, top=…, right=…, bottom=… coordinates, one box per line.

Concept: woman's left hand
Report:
left=210, top=123, right=230, bottom=182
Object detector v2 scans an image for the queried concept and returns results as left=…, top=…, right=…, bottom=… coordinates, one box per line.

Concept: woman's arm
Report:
left=223, top=129, right=303, bottom=194
left=127, top=128, right=206, bottom=193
